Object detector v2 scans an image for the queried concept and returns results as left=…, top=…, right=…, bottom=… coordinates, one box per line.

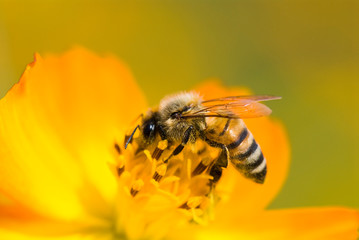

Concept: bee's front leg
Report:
left=164, top=126, right=193, bottom=162
left=124, top=125, right=140, bottom=149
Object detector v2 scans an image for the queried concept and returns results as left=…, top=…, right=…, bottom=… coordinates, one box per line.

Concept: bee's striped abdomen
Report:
left=204, top=118, right=267, bottom=184
left=224, top=119, right=267, bottom=184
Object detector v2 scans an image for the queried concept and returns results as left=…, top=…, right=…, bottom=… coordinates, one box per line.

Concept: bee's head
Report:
left=158, top=92, right=204, bottom=141
left=140, top=112, right=159, bottom=145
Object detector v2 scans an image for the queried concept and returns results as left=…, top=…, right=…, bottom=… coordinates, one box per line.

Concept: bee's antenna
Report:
left=125, top=125, right=140, bottom=149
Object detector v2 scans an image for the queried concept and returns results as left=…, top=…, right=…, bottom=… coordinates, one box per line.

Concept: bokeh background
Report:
left=0, top=0, right=358, bottom=210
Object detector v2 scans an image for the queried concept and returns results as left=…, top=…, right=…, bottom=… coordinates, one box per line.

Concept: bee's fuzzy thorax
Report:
left=158, top=91, right=202, bottom=117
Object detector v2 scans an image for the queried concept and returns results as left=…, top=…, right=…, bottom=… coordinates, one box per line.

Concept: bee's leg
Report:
left=158, top=125, right=167, bottom=140
left=124, top=113, right=144, bottom=149
left=151, top=125, right=169, bottom=160
left=164, top=126, right=193, bottom=162
left=208, top=147, right=229, bottom=189
left=124, top=125, right=140, bottom=149
left=216, top=147, right=229, bottom=168
left=209, top=164, right=223, bottom=184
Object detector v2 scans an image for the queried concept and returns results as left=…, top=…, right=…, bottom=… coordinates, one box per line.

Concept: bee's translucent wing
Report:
left=202, top=95, right=281, bottom=103
left=183, top=95, right=281, bottom=119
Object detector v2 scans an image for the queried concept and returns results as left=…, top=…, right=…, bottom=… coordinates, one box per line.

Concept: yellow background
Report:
left=0, top=0, right=358, bottom=209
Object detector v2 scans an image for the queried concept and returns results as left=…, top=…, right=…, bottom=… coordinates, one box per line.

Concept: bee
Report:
left=125, top=92, right=280, bottom=184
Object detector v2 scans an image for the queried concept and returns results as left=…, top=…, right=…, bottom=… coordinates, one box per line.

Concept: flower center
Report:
left=111, top=138, right=222, bottom=239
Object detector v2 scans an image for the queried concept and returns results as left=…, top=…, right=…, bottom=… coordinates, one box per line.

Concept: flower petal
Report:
left=0, top=227, right=114, bottom=240
left=195, top=207, right=359, bottom=240
left=195, top=80, right=290, bottom=216
left=0, top=48, right=147, bottom=221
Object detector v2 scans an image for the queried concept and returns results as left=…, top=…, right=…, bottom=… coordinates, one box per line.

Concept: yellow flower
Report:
left=0, top=48, right=357, bottom=240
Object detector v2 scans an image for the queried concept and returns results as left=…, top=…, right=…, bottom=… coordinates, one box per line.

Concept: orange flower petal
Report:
left=195, top=80, right=290, bottom=217
left=195, top=207, right=359, bottom=240
left=0, top=48, right=147, bottom=221
left=0, top=215, right=111, bottom=239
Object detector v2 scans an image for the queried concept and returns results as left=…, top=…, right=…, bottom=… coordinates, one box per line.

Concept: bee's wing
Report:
left=184, top=95, right=281, bottom=119
left=202, top=95, right=281, bottom=103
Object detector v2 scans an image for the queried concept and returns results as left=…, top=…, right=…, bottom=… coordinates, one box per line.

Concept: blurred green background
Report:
left=0, top=0, right=358, bottom=209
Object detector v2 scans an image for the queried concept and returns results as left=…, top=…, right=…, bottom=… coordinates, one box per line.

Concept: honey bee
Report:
left=125, top=92, right=280, bottom=184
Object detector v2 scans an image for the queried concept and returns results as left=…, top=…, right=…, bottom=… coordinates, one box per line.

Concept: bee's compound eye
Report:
left=143, top=121, right=156, bottom=139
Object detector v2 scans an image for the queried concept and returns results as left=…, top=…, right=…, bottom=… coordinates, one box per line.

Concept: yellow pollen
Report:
left=157, top=140, right=168, bottom=150
left=132, top=179, right=144, bottom=191
left=153, top=164, right=167, bottom=182
left=156, top=164, right=167, bottom=176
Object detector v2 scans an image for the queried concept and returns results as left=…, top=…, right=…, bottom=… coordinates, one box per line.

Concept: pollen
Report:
left=157, top=140, right=168, bottom=150
left=153, top=164, right=167, bottom=182
left=152, top=140, right=168, bottom=160
left=112, top=138, right=222, bottom=239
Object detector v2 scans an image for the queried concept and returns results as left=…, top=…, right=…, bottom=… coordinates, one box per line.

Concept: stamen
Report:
left=186, top=158, right=192, bottom=179
left=130, top=179, right=144, bottom=197
left=192, top=157, right=212, bottom=177
left=187, top=196, right=204, bottom=209
left=161, top=176, right=180, bottom=185
left=152, top=140, right=168, bottom=160
left=179, top=202, right=190, bottom=210
left=117, top=155, right=126, bottom=177
left=152, top=148, right=163, bottom=160
left=179, top=196, right=204, bottom=210
left=115, top=131, right=222, bottom=235
left=114, top=143, right=122, bottom=154
left=144, top=150, right=153, bottom=163
left=152, top=164, right=167, bottom=182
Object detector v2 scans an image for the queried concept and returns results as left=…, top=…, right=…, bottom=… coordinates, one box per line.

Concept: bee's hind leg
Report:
left=164, top=126, right=193, bottom=162
left=208, top=148, right=229, bottom=187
